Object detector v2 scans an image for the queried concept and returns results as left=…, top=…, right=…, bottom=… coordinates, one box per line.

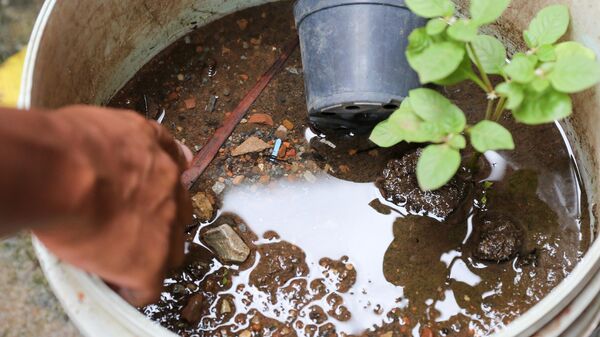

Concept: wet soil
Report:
left=108, top=2, right=592, bottom=336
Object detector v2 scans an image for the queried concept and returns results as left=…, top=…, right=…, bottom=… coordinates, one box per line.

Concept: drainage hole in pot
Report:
left=383, top=104, right=399, bottom=110
left=345, top=105, right=361, bottom=110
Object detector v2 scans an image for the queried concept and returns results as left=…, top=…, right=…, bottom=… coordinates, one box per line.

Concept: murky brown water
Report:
left=108, top=2, right=592, bottom=336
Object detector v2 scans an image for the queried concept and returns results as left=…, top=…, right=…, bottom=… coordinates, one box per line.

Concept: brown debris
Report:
left=233, top=175, right=246, bottom=185
left=181, top=293, right=205, bottom=324
left=184, top=97, right=197, bottom=109
left=191, top=192, right=216, bottom=222
left=237, top=19, right=249, bottom=30
left=247, top=113, right=274, bottom=126
left=282, top=119, right=294, bottom=130
left=231, top=136, right=271, bottom=156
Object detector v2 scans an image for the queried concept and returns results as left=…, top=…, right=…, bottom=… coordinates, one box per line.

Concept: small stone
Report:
left=240, top=118, right=248, bottom=124
left=191, top=192, right=215, bottom=222
left=421, top=327, right=434, bottom=337
left=275, top=125, right=288, bottom=139
left=236, top=19, right=249, bottom=30
left=172, top=284, right=185, bottom=294
left=240, top=74, right=249, bottom=81
left=177, top=74, right=185, bottom=81
left=240, top=330, right=252, bottom=337
left=184, top=36, right=192, bottom=44
left=212, top=181, right=226, bottom=195
left=220, top=299, right=232, bottom=314
left=247, top=113, right=274, bottom=126
left=231, top=136, right=271, bottom=156
left=368, top=149, right=379, bottom=157
left=202, top=224, right=250, bottom=263
left=243, top=42, right=250, bottom=49
left=223, top=88, right=231, bottom=96
left=233, top=175, right=245, bottom=185
left=259, top=175, right=270, bottom=184
left=194, top=145, right=202, bottom=152
left=282, top=119, right=294, bottom=130
left=339, top=165, right=351, bottom=174
left=379, top=332, right=393, bottom=337
left=277, top=142, right=289, bottom=159
left=348, top=149, right=358, bottom=156
left=167, top=91, right=179, bottom=101
left=250, top=37, right=262, bottom=45
left=285, top=66, right=302, bottom=75
left=286, top=148, right=297, bottom=159
left=303, top=171, right=317, bottom=183
left=184, top=97, right=196, bottom=109
left=176, top=126, right=184, bottom=133
left=181, top=293, right=205, bottom=324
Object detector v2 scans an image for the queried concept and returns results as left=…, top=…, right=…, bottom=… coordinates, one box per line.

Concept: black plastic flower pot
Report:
left=294, top=0, right=425, bottom=131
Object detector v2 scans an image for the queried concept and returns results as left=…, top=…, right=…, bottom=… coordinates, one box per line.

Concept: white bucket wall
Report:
left=19, top=0, right=600, bottom=336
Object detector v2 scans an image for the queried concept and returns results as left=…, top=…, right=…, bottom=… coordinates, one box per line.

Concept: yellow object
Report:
left=0, top=48, right=27, bottom=108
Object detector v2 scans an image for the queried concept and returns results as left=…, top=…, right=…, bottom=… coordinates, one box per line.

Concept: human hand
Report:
left=31, top=105, right=193, bottom=306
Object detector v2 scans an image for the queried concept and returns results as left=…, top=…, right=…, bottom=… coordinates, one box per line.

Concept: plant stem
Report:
left=484, top=99, right=494, bottom=120
left=492, top=97, right=507, bottom=121
left=467, top=43, right=494, bottom=93
left=466, top=72, right=489, bottom=92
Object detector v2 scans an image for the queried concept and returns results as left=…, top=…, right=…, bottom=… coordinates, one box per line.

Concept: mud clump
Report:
left=249, top=241, right=309, bottom=294
left=377, top=149, right=468, bottom=218
left=474, top=214, right=523, bottom=262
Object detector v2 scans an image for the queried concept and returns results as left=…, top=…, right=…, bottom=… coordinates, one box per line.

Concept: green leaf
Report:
left=555, top=41, right=596, bottom=60
left=407, top=42, right=466, bottom=83
left=416, top=144, right=461, bottom=191
left=549, top=55, right=600, bottom=93
left=426, top=18, right=448, bottom=35
left=405, top=0, right=455, bottom=18
left=369, top=119, right=405, bottom=147
left=470, top=0, right=510, bottom=25
left=531, top=78, right=550, bottom=92
left=468, top=35, right=507, bottom=74
left=448, top=19, right=478, bottom=42
left=536, top=45, right=556, bottom=62
left=407, top=28, right=433, bottom=54
left=504, top=53, right=536, bottom=83
left=433, top=54, right=474, bottom=85
left=409, top=88, right=467, bottom=133
left=496, top=82, right=524, bottom=109
left=448, top=134, right=467, bottom=149
left=389, top=99, right=445, bottom=143
left=523, top=4, right=570, bottom=47
left=513, top=89, right=572, bottom=124
left=469, top=120, right=515, bottom=152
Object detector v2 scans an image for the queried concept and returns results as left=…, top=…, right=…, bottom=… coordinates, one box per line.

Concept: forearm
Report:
left=0, top=107, right=95, bottom=236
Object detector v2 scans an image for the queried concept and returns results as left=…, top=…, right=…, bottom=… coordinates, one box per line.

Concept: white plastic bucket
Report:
left=20, top=0, right=600, bottom=336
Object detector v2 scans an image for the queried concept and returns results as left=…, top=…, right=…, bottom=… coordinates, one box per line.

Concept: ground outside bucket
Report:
left=294, top=0, right=425, bottom=130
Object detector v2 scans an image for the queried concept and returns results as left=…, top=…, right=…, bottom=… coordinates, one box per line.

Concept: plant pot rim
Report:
left=294, top=0, right=409, bottom=26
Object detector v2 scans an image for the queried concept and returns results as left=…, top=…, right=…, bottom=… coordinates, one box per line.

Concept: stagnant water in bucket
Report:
left=108, top=1, right=592, bottom=336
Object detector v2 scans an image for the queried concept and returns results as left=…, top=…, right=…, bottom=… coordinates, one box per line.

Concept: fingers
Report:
left=176, top=139, right=194, bottom=164
left=166, top=181, right=193, bottom=269
left=118, top=281, right=163, bottom=307
left=149, top=121, right=189, bottom=172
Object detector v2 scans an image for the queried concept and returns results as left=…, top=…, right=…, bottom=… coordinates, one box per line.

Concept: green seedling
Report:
left=370, top=0, right=600, bottom=191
